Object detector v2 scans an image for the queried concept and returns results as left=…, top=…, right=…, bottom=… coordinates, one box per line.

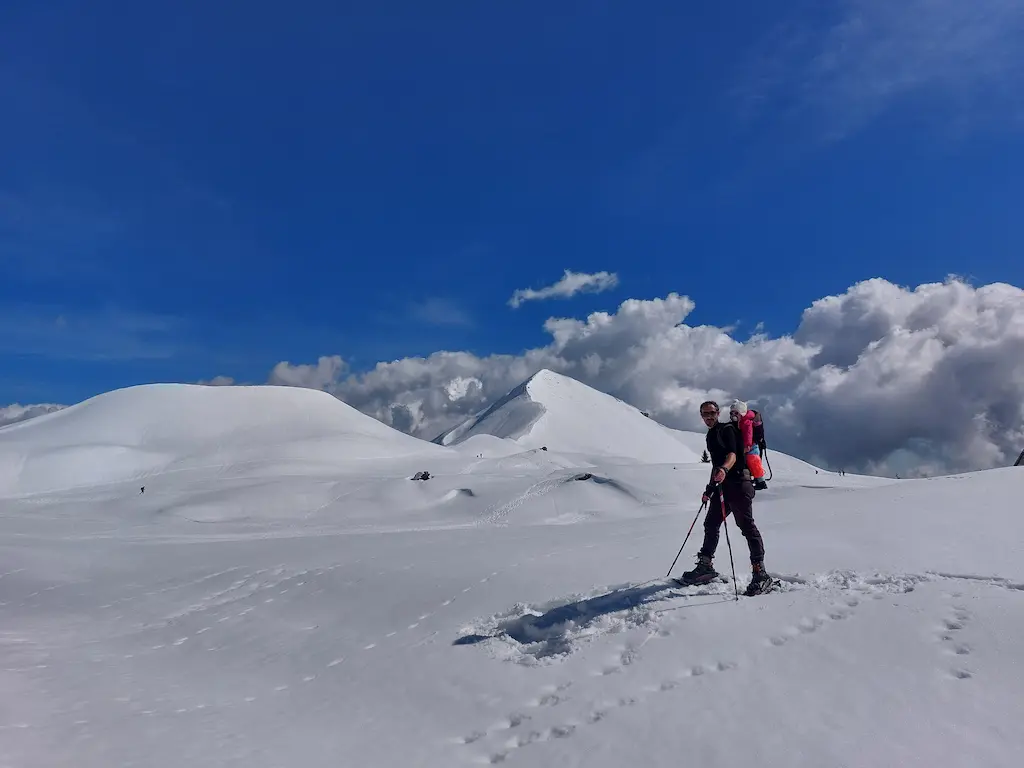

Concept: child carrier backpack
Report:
left=749, top=409, right=771, bottom=485
left=750, top=409, right=766, bottom=454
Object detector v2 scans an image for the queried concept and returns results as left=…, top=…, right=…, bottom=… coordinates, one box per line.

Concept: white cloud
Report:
left=263, top=277, right=1024, bottom=477
left=509, top=270, right=619, bottom=308
left=0, top=403, right=66, bottom=429
left=197, top=375, right=236, bottom=386
left=445, top=376, right=481, bottom=401
left=737, top=0, right=1024, bottom=141
left=268, top=355, right=348, bottom=390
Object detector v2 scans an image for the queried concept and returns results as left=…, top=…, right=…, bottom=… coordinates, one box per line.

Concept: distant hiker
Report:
left=140, top=486, right=145, bottom=494
left=729, top=400, right=768, bottom=490
left=679, top=400, right=773, bottom=596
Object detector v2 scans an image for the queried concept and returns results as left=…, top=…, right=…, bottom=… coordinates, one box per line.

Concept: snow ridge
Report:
left=433, top=377, right=539, bottom=446
left=435, top=369, right=699, bottom=464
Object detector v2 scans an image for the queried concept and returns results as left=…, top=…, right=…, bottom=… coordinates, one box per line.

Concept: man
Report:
left=680, top=400, right=774, bottom=596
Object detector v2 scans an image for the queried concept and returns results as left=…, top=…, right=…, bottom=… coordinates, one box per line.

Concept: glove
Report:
left=702, top=482, right=718, bottom=504
left=711, top=466, right=726, bottom=484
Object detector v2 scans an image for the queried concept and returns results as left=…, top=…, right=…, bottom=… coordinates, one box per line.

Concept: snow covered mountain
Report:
left=0, top=383, right=443, bottom=497
left=2, top=377, right=1022, bottom=768
left=434, top=368, right=700, bottom=464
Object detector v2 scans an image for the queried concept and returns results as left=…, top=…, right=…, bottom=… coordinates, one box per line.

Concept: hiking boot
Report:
left=679, top=555, right=718, bottom=586
left=744, top=563, right=774, bottom=596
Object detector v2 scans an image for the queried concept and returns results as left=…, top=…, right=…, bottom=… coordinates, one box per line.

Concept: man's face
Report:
left=700, top=404, right=719, bottom=427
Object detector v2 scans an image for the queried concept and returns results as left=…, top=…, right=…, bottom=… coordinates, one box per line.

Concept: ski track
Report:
left=454, top=569, right=1021, bottom=764
left=475, top=473, right=574, bottom=526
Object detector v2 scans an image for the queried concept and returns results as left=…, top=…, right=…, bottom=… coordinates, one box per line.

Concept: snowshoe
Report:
left=676, top=555, right=719, bottom=586
left=744, top=566, right=776, bottom=596
left=672, top=575, right=729, bottom=589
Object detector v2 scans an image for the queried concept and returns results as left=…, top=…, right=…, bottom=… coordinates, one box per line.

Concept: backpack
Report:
left=716, top=410, right=771, bottom=484
left=749, top=409, right=771, bottom=484
left=749, top=409, right=766, bottom=453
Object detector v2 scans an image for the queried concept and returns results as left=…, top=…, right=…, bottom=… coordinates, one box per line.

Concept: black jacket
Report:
left=706, top=421, right=748, bottom=483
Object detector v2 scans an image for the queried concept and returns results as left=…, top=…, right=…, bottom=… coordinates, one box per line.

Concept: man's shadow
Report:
left=453, top=580, right=729, bottom=658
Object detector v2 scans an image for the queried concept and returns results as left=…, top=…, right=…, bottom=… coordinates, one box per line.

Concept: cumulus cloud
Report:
left=262, top=277, right=1024, bottom=477
left=0, top=403, right=66, bottom=429
left=269, top=355, right=348, bottom=390
left=197, top=375, right=236, bottom=386
left=508, top=269, right=619, bottom=308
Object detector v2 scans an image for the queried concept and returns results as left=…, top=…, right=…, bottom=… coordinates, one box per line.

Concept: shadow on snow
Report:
left=453, top=580, right=729, bottom=658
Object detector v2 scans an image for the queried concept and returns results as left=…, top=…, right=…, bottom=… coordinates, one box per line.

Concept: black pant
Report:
left=699, top=480, right=764, bottom=565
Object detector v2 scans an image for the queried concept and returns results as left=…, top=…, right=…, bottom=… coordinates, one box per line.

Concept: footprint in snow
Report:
left=592, top=641, right=645, bottom=677
left=458, top=685, right=575, bottom=754
left=937, top=603, right=975, bottom=680
left=527, top=682, right=572, bottom=708
left=765, top=600, right=861, bottom=648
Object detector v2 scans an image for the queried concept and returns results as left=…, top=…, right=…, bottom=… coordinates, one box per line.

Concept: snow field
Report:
left=0, top=379, right=1021, bottom=767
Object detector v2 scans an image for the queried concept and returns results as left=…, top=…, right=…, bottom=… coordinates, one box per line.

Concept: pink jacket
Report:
left=735, top=411, right=756, bottom=452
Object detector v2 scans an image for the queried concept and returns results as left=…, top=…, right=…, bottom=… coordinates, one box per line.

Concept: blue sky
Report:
left=2, top=0, right=1023, bottom=406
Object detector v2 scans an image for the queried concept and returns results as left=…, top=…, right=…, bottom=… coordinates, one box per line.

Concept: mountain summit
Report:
left=0, top=383, right=440, bottom=497
left=433, top=369, right=699, bottom=463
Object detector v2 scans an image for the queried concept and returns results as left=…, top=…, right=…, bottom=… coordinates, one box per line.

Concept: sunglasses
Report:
left=700, top=410, right=718, bottom=418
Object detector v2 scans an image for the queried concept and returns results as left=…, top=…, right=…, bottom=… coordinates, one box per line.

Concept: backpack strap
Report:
left=715, top=422, right=740, bottom=454
left=714, top=422, right=752, bottom=482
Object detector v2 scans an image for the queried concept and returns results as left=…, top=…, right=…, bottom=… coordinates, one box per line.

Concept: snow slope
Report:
left=1, top=384, right=1023, bottom=768
left=435, top=369, right=700, bottom=464
left=0, top=383, right=444, bottom=497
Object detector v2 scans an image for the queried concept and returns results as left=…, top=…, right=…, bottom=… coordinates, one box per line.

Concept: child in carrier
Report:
left=730, top=400, right=767, bottom=488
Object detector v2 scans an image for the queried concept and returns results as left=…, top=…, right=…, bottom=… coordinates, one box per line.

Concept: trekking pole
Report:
left=665, top=499, right=707, bottom=578
left=719, top=488, right=739, bottom=601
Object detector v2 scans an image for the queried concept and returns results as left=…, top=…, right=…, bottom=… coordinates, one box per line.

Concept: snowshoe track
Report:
left=455, top=569, right=1023, bottom=763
